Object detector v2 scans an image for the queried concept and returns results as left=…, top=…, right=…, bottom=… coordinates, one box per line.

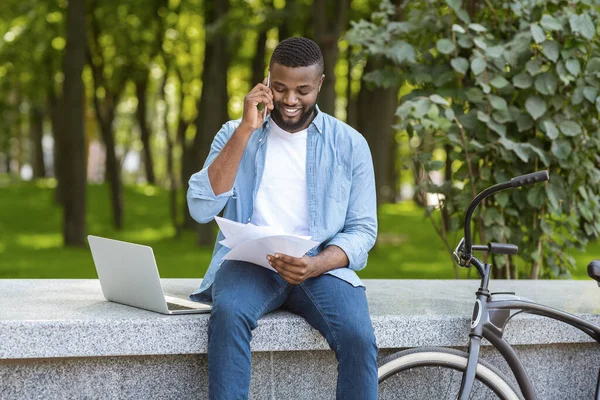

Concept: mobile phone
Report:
left=266, top=71, right=271, bottom=116
left=257, top=71, right=271, bottom=115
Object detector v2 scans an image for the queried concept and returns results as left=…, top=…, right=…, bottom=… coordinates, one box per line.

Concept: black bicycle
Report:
left=378, top=171, right=600, bottom=399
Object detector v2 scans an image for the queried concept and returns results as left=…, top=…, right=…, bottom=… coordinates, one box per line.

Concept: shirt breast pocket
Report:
left=326, top=165, right=351, bottom=203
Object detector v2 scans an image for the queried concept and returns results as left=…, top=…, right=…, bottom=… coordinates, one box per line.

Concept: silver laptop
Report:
left=88, top=235, right=211, bottom=315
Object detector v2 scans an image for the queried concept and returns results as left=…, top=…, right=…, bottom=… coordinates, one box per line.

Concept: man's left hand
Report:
left=267, top=253, right=318, bottom=285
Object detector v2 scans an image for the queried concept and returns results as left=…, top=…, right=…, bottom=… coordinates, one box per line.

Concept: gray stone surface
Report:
left=1, top=279, right=599, bottom=359
left=1, top=278, right=599, bottom=399
left=2, top=345, right=597, bottom=399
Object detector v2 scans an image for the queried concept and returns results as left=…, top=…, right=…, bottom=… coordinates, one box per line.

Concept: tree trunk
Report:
left=312, top=0, right=350, bottom=117
left=251, top=30, right=268, bottom=85
left=61, top=0, right=87, bottom=247
left=30, top=106, right=46, bottom=179
left=345, top=46, right=358, bottom=128
left=356, top=59, right=400, bottom=206
left=163, top=76, right=180, bottom=236
left=135, top=76, right=156, bottom=185
left=181, top=0, right=230, bottom=245
left=48, top=86, right=66, bottom=204
left=87, top=8, right=126, bottom=230
left=99, top=104, right=124, bottom=230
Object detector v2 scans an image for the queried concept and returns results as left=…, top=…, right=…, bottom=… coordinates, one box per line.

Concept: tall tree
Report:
left=311, top=0, right=351, bottom=116
left=357, top=59, right=400, bottom=205
left=134, top=74, right=157, bottom=185
left=87, top=10, right=127, bottom=229
left=353, top=0, right=403, bottom=205
left=181, top=0, right=231, bottom=246
left=61, top=0, right=87, bottom=246
left=30, top=105, right=46, bottom=179
left=132, top=0, right=167, bottom=186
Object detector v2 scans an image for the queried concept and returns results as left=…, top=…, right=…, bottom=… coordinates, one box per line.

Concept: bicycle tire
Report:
left=378, top=346, right=523, bottom=400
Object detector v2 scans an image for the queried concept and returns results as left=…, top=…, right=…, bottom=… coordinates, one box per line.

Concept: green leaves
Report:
left=389, top=41, right=417, bottom=63
left=530, top=23, right=546, bottom=44
left=471, top=57, right=486, bottom=75
left=558, top=120, right=582, bottom=136
left=349, top=0, right=600, bottom=279
left=429, top=94, right=449, bottom=106
left=513, top=72, right=533, bottom=88
left=541, top=41, right=559, bottom=62
left=525, top=96, right=547, bottom=120
left=468, top=23, right=487, bottom=33
left=452, top=24, right=465, bottom=34
left=551, top=140, right=572, bottom=159
left=436, top=38, right=455, bottom=55
left=490, top=75, right=509, bottom=89
left=489, top=95, right=507, bottom=111
left=540, top=14, right=562, bottom=31
left=534, top=72, right=557, bottom=95
left=541, top=120, right=559, bottom=140
left=569, top=13, right=596, bottom=40
left=526, top=59, right=543, bottom=76
left=451, top=57, right=469, bottom=74
left=565, top=59, right=580, bottom=76
left=586, top=58, right=600, bottom=75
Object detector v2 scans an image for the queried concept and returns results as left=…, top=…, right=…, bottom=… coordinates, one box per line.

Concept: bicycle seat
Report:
left=588, top=260, right=600, bottom=284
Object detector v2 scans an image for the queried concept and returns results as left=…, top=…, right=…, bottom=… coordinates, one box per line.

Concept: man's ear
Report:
left=319, top=74, right=325, bottom=92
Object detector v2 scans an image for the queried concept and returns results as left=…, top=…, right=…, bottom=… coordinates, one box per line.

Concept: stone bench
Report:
left=1, top=279, right=599, bottom=399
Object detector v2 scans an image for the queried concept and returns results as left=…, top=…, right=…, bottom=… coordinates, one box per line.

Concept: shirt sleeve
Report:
left=186, top=120, right=240, bottom=224
left=325, top=138, right=378, bottom=271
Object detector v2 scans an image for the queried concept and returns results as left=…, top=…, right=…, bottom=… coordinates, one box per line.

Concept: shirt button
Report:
left=248, top=218, right=251, bottom=222
left=259, top=138, right=262, bottom=142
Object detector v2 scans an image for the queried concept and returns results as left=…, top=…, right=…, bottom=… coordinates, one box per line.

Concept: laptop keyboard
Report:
left=166, top=302, right=196, bottom=311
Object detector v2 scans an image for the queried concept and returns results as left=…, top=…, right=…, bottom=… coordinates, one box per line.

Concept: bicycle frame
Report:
left=458, top=257, right=600, bottom=400
left=450, top=171, right=600, bottom=399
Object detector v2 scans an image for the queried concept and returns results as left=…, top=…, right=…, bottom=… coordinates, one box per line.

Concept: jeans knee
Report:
left=336, top=323, right=377, bottom=356
left=209, top=300, right=257, bottom=335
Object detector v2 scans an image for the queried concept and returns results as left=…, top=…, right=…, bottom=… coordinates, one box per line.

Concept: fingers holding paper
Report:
left=267, top=253, right=317, bottom=285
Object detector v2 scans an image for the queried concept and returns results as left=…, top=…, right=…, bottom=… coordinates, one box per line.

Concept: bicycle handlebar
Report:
left=510, top=171, right=550, bottom=188
left=460, top=171, right=549, bottom=265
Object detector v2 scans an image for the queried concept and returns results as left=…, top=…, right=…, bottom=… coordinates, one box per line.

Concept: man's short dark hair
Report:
left=270, top=37, right=324, bottom=76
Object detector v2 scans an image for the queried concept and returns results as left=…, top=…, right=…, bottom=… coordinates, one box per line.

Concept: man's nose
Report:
left=284, top=91, right=297, bottom=105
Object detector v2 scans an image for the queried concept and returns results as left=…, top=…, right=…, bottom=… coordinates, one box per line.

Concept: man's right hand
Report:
left=240, top=78, right=273, bottom=133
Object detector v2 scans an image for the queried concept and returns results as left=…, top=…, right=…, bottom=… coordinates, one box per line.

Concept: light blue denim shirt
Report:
left=187, top=106, right=377, bottom=301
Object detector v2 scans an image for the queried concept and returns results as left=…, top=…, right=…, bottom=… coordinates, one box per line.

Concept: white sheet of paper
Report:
left=223, top=235, right=319, bottom=270
left=215, top=216, right=318, bottom=271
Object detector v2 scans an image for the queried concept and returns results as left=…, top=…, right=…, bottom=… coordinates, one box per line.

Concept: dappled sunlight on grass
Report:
left=16, top=233, right=62, bottom=250
left=130, top=185, right=160, bottom=197
left=34, top=178, right=57, bottom=189
left=119, top=226, right=176, bottom=243
left=379, top=201, right=419, bottom=215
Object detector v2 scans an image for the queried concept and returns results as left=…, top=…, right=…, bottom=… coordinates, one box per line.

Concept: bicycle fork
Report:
left=458, top=291, right=488, bottom=400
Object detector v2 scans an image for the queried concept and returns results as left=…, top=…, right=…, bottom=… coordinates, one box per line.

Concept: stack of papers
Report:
left=215, top=216, right=319, bottom=271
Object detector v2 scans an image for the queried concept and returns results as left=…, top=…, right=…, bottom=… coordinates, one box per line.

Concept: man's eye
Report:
left=274, top=88, right=285, bottom=93
left=298, top=91, right=309, bottom=95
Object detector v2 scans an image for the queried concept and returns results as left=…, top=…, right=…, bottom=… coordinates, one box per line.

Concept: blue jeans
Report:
left=205, top=260, right=378, bottom=400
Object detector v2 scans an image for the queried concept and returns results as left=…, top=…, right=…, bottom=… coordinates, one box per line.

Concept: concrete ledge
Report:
left=1, top=279, right=599, bottom=359
left=1, top=279, right=599, bottom=399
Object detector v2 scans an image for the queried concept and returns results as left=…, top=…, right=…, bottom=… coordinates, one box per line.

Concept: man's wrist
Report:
left=307, top=256, right=322, bottom=279
left=236, top=122, right=256, bottom=136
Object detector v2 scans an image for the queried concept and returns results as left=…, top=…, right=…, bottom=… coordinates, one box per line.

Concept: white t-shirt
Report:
left=251, top=120, right=310, bottom=237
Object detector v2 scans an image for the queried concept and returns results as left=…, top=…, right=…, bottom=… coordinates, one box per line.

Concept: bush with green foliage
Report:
left=347, top=0, right=600, bottom=278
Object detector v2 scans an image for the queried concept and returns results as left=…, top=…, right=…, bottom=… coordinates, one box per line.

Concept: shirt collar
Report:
left=261, top=104, right=324, bottom=134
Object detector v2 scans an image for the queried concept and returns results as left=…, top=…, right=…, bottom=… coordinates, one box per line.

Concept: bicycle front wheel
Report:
left=378, top=347, right=523, bottom=400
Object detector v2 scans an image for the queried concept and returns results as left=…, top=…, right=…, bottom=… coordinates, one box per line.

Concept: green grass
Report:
left=0, top=178, right=597, bottom=280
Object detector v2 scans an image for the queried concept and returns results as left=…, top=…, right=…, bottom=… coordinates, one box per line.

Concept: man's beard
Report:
left=270, top=102, right=317, bottom=132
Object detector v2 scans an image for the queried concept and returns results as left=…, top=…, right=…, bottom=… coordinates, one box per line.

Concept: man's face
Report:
left=268, top=62, right=323, bottom=133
